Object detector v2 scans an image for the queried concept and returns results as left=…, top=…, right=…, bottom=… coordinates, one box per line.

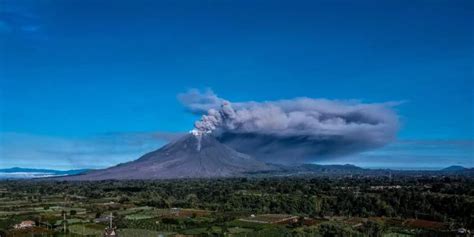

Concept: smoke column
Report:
left=180, top=89, right=400, bottom=164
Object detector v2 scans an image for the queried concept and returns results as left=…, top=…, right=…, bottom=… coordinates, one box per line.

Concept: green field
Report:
left=125, top=213, right=155, bottom=220
left=68, top=223, right=106, bottom=236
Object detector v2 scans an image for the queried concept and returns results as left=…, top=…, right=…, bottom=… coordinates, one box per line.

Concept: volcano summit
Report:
left=60, top=134, right=271, bottom=180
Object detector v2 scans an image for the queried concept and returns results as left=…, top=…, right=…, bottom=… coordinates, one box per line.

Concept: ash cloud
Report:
left=178, top=89, right=225, bottom=114
left=178, top=89, right=400, bottom=164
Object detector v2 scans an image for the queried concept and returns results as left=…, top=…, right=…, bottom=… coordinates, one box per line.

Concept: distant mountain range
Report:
left=441, top=165, right=471, bottom=172
left=2, top=163, right=471, bottom=180
left=1, top=134, right=472, bottom=180
left=0, top=167, right=90, bottom=179
left=1, top=164, right=472, bottom=180
left=251, top=164, right=474, bottom=177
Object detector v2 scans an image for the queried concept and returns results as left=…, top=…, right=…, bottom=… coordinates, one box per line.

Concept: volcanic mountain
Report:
left=59, top=134, right=271, bottom=180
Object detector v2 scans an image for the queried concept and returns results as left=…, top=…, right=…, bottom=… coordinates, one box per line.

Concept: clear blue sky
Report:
left=1, top=0, right=473, bottom=169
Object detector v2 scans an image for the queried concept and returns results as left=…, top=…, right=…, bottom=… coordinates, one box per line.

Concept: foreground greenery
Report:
left=0, top=174, right=472, bottom=236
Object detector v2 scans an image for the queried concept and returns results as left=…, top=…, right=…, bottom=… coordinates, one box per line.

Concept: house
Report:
left=170, top=207, right=181, bottom=216
left=103, top=213, right=118, bottom=237
left=457, top=228, right=471, bottom=235
left=14, top=220, right=35, bottom=229
left=103, top=227, right=118, bottom=237
left=94, top=216, right=110, bottom=223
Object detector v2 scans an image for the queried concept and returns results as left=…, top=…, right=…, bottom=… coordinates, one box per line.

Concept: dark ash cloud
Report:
left=179, top=89, right=400, bottom=164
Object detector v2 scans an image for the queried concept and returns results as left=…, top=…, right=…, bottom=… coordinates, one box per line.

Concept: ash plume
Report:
left=178, top=89, right=400, bottom=164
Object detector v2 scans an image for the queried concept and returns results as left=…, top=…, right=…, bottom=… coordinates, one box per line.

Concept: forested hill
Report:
left=247, top=164, right=474, bottom=177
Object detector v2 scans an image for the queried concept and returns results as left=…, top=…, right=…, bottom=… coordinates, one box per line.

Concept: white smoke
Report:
left=189, top=101, right=236, bottom=151
left=179, top=89, right=400, bottom=164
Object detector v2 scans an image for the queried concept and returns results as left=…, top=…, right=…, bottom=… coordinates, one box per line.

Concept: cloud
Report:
left=177, top=88, right=225, bottom=114
left=0, top=4, right=46, bottom=40
left=0, top=132, right=182, bottom=169
left=179, top=89, right=400, bottom=164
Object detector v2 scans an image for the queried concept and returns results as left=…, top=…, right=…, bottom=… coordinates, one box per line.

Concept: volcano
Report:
left=59, top=134, right=271, bottom=180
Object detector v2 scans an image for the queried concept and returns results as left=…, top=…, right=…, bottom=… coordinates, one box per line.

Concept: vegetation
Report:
left=0, top=175, right=472, bottom=236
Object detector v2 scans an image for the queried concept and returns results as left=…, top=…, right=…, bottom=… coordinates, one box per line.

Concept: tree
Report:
left=361, top=220, right=385, bottom=237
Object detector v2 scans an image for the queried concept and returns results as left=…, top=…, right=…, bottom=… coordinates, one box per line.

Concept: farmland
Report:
left=0, top=175, right=472, bottom=236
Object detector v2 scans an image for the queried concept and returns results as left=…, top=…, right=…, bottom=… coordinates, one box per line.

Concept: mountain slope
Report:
left=59, top=134, right=271, bottom=180
left=441, top=165, right=467, bottom=172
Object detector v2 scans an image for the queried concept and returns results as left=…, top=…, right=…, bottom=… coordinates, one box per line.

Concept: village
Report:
left=5, top=208, right=469, bottom=237
left=1, top=176, right=472, bottom=237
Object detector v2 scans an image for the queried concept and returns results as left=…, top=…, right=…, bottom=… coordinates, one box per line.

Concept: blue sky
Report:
left=0, top=0, right=473, bottom=169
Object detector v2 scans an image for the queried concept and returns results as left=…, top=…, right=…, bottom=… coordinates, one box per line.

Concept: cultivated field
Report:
left=0, top=176, right=472, bottom=236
